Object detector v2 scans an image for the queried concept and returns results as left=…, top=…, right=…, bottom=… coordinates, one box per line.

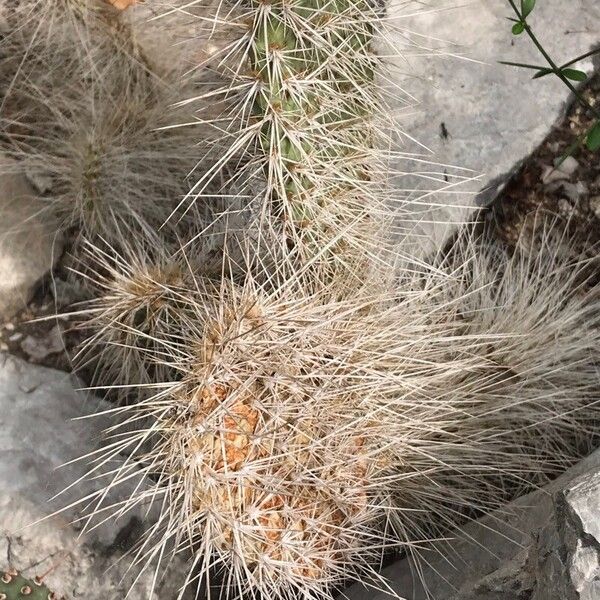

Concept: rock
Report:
left=343, top=448, right=600, bottom=600
left=392, top=0, right=600, bottom=258
left=51, top=277, right=93, bottom=308
left=558, top=198, right=574, bottom=217
left=0, top=353, right=191, bottom=599
left=0, top=158, right=63, bottom=320
left=122, top=1, right=231, bottom=77
left=556, top=156, right=580, bottom=177
left=590, top=196, right=600, bottom=219
left=20, top=324, right=64, bottom=361
left=543, top=165, right=572, bottom=185
left=561, top=181, right=588, bottom=203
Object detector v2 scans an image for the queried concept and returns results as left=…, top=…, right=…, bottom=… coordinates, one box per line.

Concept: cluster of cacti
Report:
left=1, top=2, right=598, bottom=600
left=0, top=0, right=206, bottom=248
left=0, top=569, right=62, bottom=600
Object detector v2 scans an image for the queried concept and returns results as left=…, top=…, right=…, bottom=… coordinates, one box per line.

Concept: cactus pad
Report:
left=0, top=570, right=63, bottom=600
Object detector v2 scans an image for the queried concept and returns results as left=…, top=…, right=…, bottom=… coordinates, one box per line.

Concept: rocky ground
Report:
left=489, top=72, right=600, bottom=256
left=0, top=353, right=192, bottom=599
left=394, top=0, right=600, bottom=258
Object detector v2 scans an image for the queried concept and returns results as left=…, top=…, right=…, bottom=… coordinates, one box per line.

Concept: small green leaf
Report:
left=512, top=21, right=526, bottom=35
left=586, top=121, right=600, bottom=152
left=521, top=0, right=536, bottom=18
left=561, top=68, right=588, bottom=82
left=532, top=68, right=554, bottom=79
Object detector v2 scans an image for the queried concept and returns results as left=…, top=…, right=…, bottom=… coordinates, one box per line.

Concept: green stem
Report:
left=560, top=46, right=600, bottom=70
left=499, top=60, right=547, bottom=71
left=556, top=130, right=588, bottom=166
left=507, top=0, right=600, bottom=121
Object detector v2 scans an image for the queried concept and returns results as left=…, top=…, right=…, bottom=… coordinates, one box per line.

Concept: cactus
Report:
left=73, top=238, right=197, bottom=400
left=80, top=262, right=467, bottom=598
left=162, top=0, right=405, bottom=276
left=1, top=2, right=599, bottom=600
left=0, top=570, right=63, bottom=600
left=77, top=229, right=600, bottom=600
left=0, top=0, right=201, bottom=247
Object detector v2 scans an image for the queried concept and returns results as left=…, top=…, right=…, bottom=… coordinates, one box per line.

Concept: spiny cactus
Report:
left=155, top=0, right=431, bottom=276
left=428, top=227, right=600, bottom=488
left=0, top=569, right=63, bottom=600
left=74, top=226, right=599, bottom=600
left=71, top=221, right=272, bottom=401
left=79, top=261, right=466, bottom=599
left=0, top=0, right=203, bottom=247
left=73, top=238, right=197, bottom=400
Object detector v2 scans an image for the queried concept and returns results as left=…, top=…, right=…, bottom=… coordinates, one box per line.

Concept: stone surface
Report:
left=343, top=449, right=600, bottom=600
left=392, top=0, right=600, bottom=257
left=0, top=159, right=62, bottom=319
left=20, top=324, right=64, bottom=361
left=0, top=353, right=190, bottom=599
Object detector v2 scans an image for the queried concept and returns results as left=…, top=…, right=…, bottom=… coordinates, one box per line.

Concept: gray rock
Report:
left=0, top=158, right=63, bottom=319
left=0, top=353, right=190, bottom=598
left=557, top=156, right=581, bottom=178
left=20, top=324, right=64, bottom=361
left=590, top=196, right=600, bottom=219
left=343, top=449, right=600, bottom=600
left=543, top=165, right=573, bottom=185
left=561, top=182, right=588, bottom=203
left=392, top=0, right=600, bottom=257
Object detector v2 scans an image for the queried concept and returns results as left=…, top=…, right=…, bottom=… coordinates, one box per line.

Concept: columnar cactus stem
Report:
left=177, top=0, right=395, bottom=275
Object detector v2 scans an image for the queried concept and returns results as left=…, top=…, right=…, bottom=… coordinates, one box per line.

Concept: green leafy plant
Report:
left=501, top=0, right=600, bottom=152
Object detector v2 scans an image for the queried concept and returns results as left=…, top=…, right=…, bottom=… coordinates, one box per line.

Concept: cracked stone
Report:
left=20, top=325, right=64, bottom=361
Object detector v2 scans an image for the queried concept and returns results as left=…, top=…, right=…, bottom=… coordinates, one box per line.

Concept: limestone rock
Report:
left=392, top=0, right=600, bottom=258
left=0, top=353, right=190, bottom=599
left=0, top=159, right=62, bottom=319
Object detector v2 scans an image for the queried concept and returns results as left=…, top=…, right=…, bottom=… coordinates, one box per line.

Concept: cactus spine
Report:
left=180, top=0, right=394, bottom=274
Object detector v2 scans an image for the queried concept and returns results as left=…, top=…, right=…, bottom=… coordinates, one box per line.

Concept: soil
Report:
left=486, top=71, right=600, bottom=254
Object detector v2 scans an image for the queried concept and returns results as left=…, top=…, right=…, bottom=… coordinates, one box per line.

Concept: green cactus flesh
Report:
left=247, top=0, right=377, bottom=247
left=0, top=570, right=61, bottom=600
